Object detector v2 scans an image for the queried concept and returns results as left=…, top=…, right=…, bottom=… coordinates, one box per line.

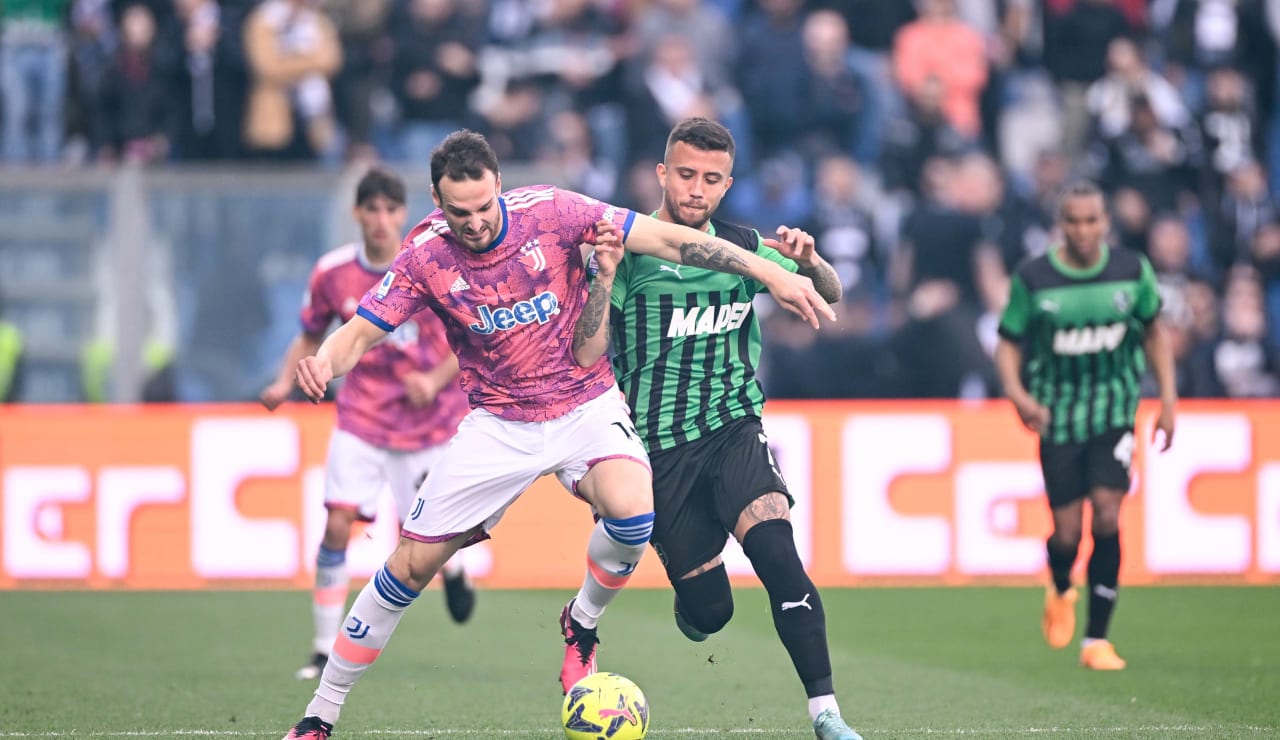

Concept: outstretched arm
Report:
left=260, top=332, right=323, bottom=410
left=624, top=215, right=836, bottom=328
left=296, top=314, right=388, bottom=402
left=764, top=225, right=842, bottom=304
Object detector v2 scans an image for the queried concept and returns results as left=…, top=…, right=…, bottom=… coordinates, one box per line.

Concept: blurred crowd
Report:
left=2, top=0, right=1280, bottom=400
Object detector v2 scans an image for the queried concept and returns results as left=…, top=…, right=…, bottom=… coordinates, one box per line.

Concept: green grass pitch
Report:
left=1, top=587, right=1276, bottom=738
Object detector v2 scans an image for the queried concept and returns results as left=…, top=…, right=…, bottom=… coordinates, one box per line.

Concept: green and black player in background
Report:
left=571, top=118, right=860, bottom=740
left=995, top=180, right=1177, bottom=671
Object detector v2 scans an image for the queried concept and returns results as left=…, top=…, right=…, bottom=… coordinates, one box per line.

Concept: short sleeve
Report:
left=555, top=187, right=637, bottom=247
left=356, top=249, right=428, bottom=332
left=298, top=265, right=334, bottom=336
left=1134, top=255, right=1162, bottom=324
left=998, top=274, right=1032, bottom=340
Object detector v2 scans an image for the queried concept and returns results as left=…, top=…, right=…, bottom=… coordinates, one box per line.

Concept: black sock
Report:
left=741, top=519, right=833, bottom=698
left=1085, top=532, right=1120, bottom=639
left=1046, top=537, right=1078, bottom=594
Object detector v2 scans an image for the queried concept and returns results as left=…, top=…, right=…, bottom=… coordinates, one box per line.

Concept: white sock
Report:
left=306, top=565, right=418, bottom=724
left=572, top=515, right=652, bottom=628
left=808, top=694, right=840, bottom=722
left=312, top=545, right=348, bottom=655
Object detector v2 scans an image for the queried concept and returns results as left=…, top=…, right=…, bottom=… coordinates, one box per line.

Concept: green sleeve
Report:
left=1134, top=255, right=1162, bottom=324
left=609, top=252, right=632, bottom=311
left=748, top=230, right=799, bottom=296
left=998, top=274, right=1032, bottom=340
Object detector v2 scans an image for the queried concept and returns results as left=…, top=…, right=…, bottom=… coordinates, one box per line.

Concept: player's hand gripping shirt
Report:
left=997, top=244, right=1162, bottom=445
left=301, top=243, right=467, bottom=451
left=609, top=218, right=797, bottom=452
left=357, top=185, right=636, bottom=422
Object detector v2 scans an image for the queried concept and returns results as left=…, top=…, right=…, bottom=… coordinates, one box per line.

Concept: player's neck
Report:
left=362, top=243, right=397, bottom=271
left=1054, top=244, right=1103, bottom=271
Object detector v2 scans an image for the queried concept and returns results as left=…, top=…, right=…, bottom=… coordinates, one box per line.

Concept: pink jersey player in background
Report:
left=282, top=131, right=834, bottom=740
left=260, top=167, right=476, bottom=684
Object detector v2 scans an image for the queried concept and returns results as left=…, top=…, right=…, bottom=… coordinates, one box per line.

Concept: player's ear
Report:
left=494, top=173, right=502, bottom=194
left=724, top=175, right=734, bottom=193
left=656, top=162, right=666, bottom=186
left=430, top=186, right=441, bottom=208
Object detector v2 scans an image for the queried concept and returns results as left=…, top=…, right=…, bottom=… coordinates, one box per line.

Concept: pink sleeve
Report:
left=555, top=187, right=637, bottom=244
left=356, top=249, right=428, bottom=332
left=298, top=265, right=333, bottom=336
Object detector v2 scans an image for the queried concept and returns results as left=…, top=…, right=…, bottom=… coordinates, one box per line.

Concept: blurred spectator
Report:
left=1, top=0, right=71, bottom=163
left=889, top=155, right=1005, bottom=398
left=794, top=10, right=867, bottom=161
left=95, top=3, right=171, bottom=164
left=625, top=32, right=726, bottom=165
left=805, top=153, right=882, bottom=302
left=241, top=0, right=343, bottom=161
left=1043, top=0, right=1136, bottom=157
left=632, top=0, right=735, bottom=90
left=880, top=74, right=973, bottom=197
left=1210, top=266, right=1280, bottom=396
left=1211, top=159, right=1276, bottom=270
left=1091, top=94, right=1200, bottom=215
left=735, top=0, right=810, bottom=158
left=389, top=0, right=482, bottom=167
left=1108, top=186, right=1154, bottom=253
left=1198, top=66, right=1259, bottom=201
left=535, top=109, right=616, bottom=201
left=478, top=0, right=630, bottom=166
left=893, top=0, right=988, bottom=139
left=819, top=0, right=916, bottom=164
left=66, top=0, right=115, bottom=161
left=1086, top=37, right=1189, bottom=141
left=160, top=0, right=243, bottom=161
left=322, top=0, right=392, bottom=160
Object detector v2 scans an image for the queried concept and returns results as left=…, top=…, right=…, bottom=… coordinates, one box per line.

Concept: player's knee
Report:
left=323, top=508, right=358, bottom=549
left=387, top=539, right=447, bottom=592
left=579, top=458, right=653, bottom=519
left=673, top=565, right=734, bottom=634
left=1049, top=527, right=1082, bottom=551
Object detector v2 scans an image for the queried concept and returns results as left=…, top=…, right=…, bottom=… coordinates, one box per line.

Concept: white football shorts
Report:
left=401, top=387, right=650, bottom=545
left=324, top=428, right=448, bottom=523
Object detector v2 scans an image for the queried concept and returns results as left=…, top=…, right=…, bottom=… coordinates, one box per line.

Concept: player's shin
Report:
left=312, top=545, right=349, bottom=655
left=742, top=520, right=836, bottom=713
left=572, top=513, right=654, bottom=627
left=306, top=565, right=420, bottom=725
left=1085, top=532, right=1121, bottom=640
left=1046, top=537, right=1078, bottom=595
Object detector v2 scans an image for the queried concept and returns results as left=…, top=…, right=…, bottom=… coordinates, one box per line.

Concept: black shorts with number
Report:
left=1039, top=427, right=1135, bottom=508
left=648, top=416, right=792, bottom=580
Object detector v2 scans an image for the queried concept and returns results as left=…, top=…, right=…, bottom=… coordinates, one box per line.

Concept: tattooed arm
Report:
left=572, top=272, right=613, bottom=367
left=623, top=214, right=836, bottom=329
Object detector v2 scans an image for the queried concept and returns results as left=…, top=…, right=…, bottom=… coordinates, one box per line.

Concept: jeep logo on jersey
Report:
left=469, top=290, right=560, bottom=334
left=667, top=302, right=752, bottom=338
left=1052, top=322, right=1128, bottom=355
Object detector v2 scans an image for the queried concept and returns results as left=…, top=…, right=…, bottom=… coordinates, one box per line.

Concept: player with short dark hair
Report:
left=260, top=166, right=476, bottom=682
left=280, top=130, right=835, bottom=740
left=580, top=117, right=861, bottom=740
left=995, top=180, right=1177, bottom=671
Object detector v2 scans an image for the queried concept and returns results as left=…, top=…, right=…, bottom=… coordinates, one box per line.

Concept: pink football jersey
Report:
left=302, top=243, right=467, bottom=450
left=357, top=185, right=635, bottom=422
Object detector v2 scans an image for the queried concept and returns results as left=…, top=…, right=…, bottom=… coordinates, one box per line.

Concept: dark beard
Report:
left=663, top=193, right=709, bottom=231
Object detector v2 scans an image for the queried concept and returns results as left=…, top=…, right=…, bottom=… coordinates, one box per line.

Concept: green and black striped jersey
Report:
left=998, top=244, right=1161, bottom=445
left=609, top=218, right=797, bottom=452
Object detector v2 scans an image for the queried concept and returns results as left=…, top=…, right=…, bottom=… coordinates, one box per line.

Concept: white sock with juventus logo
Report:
left=306, top=565, right=419, bottom=725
